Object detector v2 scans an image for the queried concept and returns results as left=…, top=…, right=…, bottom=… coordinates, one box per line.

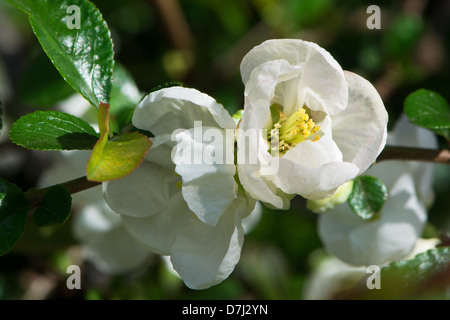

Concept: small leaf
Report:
left=9, top=110, right=99, bottom=150
left=0, top=179, right=32, bottom=256
left=98, top=102, right=110, bottom=137
left=87, top=103, right=152, bottom=182
left=87, top=131, right=152, bottom=182
left=6, top=0, right=115, bottom=108
left=404, top=89, right=450, bottom=133
left=33, top=185, right=72, bottom=227
left=347, top=175, right=388, bottom=220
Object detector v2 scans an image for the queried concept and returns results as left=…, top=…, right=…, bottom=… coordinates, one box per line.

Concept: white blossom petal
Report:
left=241, top=39, right=348, bottom=115
left=275, top=159, right=359, bottom=200
left=121, top=192, right=187, bottom=255
left=318, top=173, right=427, bottom=266
left=171, top=127, right=237, bottom=226
left=237, top=163, right=290, bottom=209
left=170, top=197, right=249, bottom=289
left=387, top=114, right=437, bottom=203
left=331, top=71, right=388, bottom=175
left=104, top=161, right=180, bottom=218
left=241, top=59, right=302, bottom=131
left=283, top=116, right=343, bottom=167
left=132, top=87, right=235, bottom=136
left=237, top=39, right=387, bottom=204
left=82, top=226, right=151, bottom=274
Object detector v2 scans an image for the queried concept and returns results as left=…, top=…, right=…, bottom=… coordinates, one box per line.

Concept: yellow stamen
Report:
left=267, top=104, right=321, bottom=155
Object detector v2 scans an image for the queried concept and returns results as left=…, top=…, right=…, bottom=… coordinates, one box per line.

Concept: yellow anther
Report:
left=312, top=125, right=320, bottom=134
left=267, top=105, right=321, bottom=155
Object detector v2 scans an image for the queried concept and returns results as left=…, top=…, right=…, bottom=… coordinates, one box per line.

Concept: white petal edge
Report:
left=104, top=161, right=179, bottom=218
left=318, top=173, right=426, bottom=266
left=132, top=87, right=235, bottom=137
left=240, top=39, right=348, bottom=115
left=331, top=71, right=388, bottom=175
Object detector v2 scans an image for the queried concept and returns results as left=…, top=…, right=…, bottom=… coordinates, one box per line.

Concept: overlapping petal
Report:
left=241, top=39, right=348, bottom=116
left=318, top=116, right=436, bottom=266
left=104, top=86, right=258, bottom=289
left=331, top=71, right=388, bottom=175
left=237, top=39, right=387, bottom=206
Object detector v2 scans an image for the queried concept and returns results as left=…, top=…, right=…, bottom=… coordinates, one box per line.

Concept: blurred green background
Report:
left=0, top=0, right=449, bottom=299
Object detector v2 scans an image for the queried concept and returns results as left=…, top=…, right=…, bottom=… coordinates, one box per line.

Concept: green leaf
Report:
left=347, top=175, right=388, bottom=220
left=346, top=247, right=450, bottom=299
left=87, top=131, right=152, bottom=182
left=87, top=103, right=152, bottom=182
left=6, top=0, right=114, bottom=108
left=0, top=179, right=32, bottom=256
left=9, top=110, right=99, bottom=151
left=33, top=185, right=72, bottom=227
left=404, top=89, right=450, bottom=136
left=381, top=247, right=450, bottom=284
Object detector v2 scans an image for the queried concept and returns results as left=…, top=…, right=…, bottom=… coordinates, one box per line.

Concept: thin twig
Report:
left=24, top=176, right=101, bottom=207
left=377, top=146, right=450, bottom=164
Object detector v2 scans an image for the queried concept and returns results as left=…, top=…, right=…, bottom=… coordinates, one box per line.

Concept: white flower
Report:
left=104, top=86, right=257, bottom=289
left=237, top=39, right=388, bottom=208
left=303, top=238, right=440, bottom=300
left=39, top=150, right=152, bottom=274
left=318, top=115, right=437, bottom=266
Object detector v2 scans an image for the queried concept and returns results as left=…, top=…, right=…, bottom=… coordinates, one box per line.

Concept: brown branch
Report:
left=149, top=0, right=195, bottom=51
left=377, top=146, right=450, bottom=164
left=25, top=176, right=101, bottom=207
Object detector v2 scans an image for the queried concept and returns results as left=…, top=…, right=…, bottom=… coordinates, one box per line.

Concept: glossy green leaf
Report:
left=0, top=179, right=32, bottom=256
left=347, top=175, right=388, bottom=220
left=87, top=103, right=152, bottom=182
left=33, top=185, right=72, bottom=227
left=9, top=110, right=99, bottom=150
left=404, top=89, right=450, bottom=137
left=87, top=131, right=152, bottom=182
left=6, top=0, right=114, bottom=108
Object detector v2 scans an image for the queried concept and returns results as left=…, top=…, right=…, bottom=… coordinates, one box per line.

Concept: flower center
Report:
left=267, top=104, right=321, bottom=155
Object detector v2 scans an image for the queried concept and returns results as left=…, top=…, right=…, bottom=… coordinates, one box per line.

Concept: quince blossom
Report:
left=303, top=238, right=441, bottom=300
left=318, top=115, right=437, bottom=266
left=104, top=87, right=257, bottom=289
left=39, top=150, right=152, bottom=274
left=237, top=39, right=388, bottom=208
